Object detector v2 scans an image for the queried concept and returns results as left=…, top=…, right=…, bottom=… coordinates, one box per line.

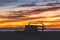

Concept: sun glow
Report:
left=0, top=6, right=60, bottom=28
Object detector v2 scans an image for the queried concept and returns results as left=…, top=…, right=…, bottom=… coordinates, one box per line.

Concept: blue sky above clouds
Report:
left=0, top=0, right=60, bottom=10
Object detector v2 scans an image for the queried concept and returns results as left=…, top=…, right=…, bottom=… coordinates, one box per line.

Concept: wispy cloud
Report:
left=0, top=1, right=60, bottom=28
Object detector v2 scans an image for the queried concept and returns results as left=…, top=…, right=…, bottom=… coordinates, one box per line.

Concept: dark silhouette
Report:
left=41, top=23, right=46, bottom=32
left=24, top=22, right=46, bottom=32
left=24, top=23, right=38, bottom=32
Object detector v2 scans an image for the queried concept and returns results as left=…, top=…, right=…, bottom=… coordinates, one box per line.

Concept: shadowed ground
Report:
left=0, top=31, right=60, bottom=40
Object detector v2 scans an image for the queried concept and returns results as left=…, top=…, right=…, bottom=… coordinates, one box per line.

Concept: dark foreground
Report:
left=0, top=31, right=60, bottom=40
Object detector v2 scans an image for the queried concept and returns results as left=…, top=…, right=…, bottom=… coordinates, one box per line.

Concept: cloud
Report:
left=0, top=0, right=17, bottom=3
left=0, top=6, right=60, bottom=28
left=0, top=3, right=60, bottom=22
left=0, top=13, right=26, bottom=18
left=0, top=0, right=18, bottom=6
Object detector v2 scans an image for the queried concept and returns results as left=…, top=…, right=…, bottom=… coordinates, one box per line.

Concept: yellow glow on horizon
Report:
left=0, top=20, right=60, bottom=27
left=0, top=8, right=60, bottom=28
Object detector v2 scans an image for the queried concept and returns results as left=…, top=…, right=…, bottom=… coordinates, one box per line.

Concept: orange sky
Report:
left=0, top=6, right=60, bottom=28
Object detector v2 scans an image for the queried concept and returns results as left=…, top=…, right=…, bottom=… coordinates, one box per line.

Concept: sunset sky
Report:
left=0, top=0, right=60, bottom=28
